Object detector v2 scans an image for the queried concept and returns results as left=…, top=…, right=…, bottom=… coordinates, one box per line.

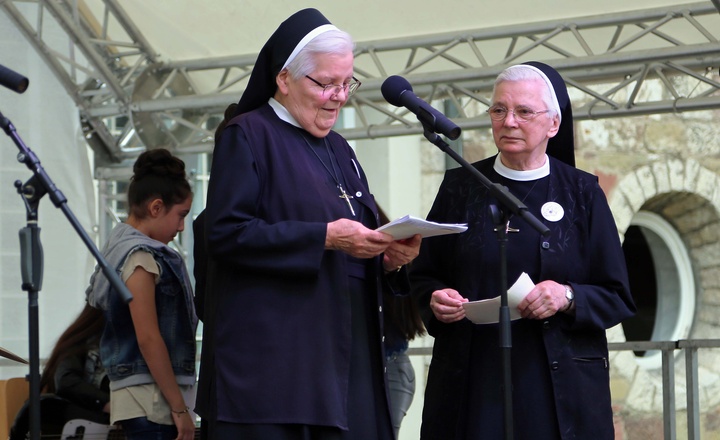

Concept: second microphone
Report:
left=381, top=75, right=461, bottom=140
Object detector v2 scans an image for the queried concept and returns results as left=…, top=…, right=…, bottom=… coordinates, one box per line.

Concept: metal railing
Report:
left=4, top=338, right=720, bottom=438
left=407, top=339, right=720, bottom=440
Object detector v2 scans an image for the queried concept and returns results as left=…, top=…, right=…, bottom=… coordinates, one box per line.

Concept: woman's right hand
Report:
left=430, top=288, right=468, bottom=323
left=326, top=218, right=394, bottom=258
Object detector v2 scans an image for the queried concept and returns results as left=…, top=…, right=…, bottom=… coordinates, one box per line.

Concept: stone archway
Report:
left=607, top=158, right=720, bottom=437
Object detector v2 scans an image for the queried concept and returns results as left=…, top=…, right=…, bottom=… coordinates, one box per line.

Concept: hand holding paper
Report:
left=462, top=272, right=535, bottom=324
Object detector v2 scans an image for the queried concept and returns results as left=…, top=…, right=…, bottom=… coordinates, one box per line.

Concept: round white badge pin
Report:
left=541, top=202, right=564, bottom=222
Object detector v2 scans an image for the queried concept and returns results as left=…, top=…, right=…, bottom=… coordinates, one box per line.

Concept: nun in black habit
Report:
left=410, top=62, right=636, bottom=439
left=194, top=8, right=421, bottom=440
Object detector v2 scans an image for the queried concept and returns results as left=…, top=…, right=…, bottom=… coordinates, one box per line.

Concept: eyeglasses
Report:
left=305, top=75, right=361, bottom=97
left=487, top=105, right=550, bottom=122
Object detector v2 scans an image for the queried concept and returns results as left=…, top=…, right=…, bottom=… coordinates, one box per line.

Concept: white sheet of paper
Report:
left=462, top=272, right=535, bottom=324
left=376, top=215, right=467, bottom=240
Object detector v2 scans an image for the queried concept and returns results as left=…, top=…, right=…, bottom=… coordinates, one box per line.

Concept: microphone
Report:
left=0, top=64, right=30, bottom=94
left=381, top=75, right=461, bottom=140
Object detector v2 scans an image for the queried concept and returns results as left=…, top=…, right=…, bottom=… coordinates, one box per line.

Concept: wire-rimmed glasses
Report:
left=305, top=75, right=362, bottom=97
left=487, top=105, right=550, bottom=122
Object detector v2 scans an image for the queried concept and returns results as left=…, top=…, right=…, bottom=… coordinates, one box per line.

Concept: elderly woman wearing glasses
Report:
left=194, top=8, right=421, bottom=440
left=410, top=62, right=636, bottom=440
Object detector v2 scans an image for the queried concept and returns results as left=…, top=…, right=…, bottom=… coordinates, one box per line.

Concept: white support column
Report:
left=354, top=135, right=423, bottom=221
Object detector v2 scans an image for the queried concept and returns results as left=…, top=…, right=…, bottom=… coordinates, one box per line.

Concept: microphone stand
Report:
left=1, top=110, right=133, bottom=440
left=417, top=112, right=549, bottom=440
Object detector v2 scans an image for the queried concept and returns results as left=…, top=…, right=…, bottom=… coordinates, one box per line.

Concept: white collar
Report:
left=493, top=154, right=550, bottom=181
left=268, top=98, right=301, bottom=128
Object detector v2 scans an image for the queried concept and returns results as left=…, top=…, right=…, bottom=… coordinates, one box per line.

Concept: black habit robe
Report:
left=411, top=155, right=636, bottom=440
left=196, top=103, right=407, bottom=438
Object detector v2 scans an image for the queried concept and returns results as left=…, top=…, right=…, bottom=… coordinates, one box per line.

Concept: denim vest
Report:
left=86, top=224, right=197, bottom=390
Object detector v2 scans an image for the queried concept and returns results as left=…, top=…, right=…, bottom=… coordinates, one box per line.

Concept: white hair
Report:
left=493, top=64, right=561, bottom=121
left=285, top=29, right=355, bottom=79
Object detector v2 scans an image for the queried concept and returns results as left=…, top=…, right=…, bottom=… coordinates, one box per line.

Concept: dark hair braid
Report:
left=127, top=148, right=192, bottom=219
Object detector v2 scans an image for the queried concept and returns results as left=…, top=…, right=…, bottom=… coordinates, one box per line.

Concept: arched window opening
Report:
left=621, top=211, right=695, bottom=369
left=621, top=225, right=657, bottom=352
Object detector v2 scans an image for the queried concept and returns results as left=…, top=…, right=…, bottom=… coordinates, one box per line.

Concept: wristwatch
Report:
left=563, top=284, right=574, bottom=311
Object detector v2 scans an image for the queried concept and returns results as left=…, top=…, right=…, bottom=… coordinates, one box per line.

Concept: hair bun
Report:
left=133, top=148, right=186, bottom=181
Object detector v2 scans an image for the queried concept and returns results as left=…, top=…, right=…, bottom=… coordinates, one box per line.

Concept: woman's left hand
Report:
left=172, top=411, right=196, bottom=440
left=382, top=234, right=422, bottom=272
left=517, top=280, right=569, bottom=319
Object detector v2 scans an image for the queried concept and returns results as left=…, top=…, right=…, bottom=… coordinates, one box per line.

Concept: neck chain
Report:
left=504, top=177, right=542, bottom=234
left=301, top=136, right=356, bottom=217
left=513, top=178, right=541, bottom=204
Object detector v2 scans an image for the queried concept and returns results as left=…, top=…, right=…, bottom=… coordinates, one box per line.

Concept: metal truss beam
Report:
left=2, top=1, right=719, bottom=169
left=0, top=0, right=159, bottom=164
